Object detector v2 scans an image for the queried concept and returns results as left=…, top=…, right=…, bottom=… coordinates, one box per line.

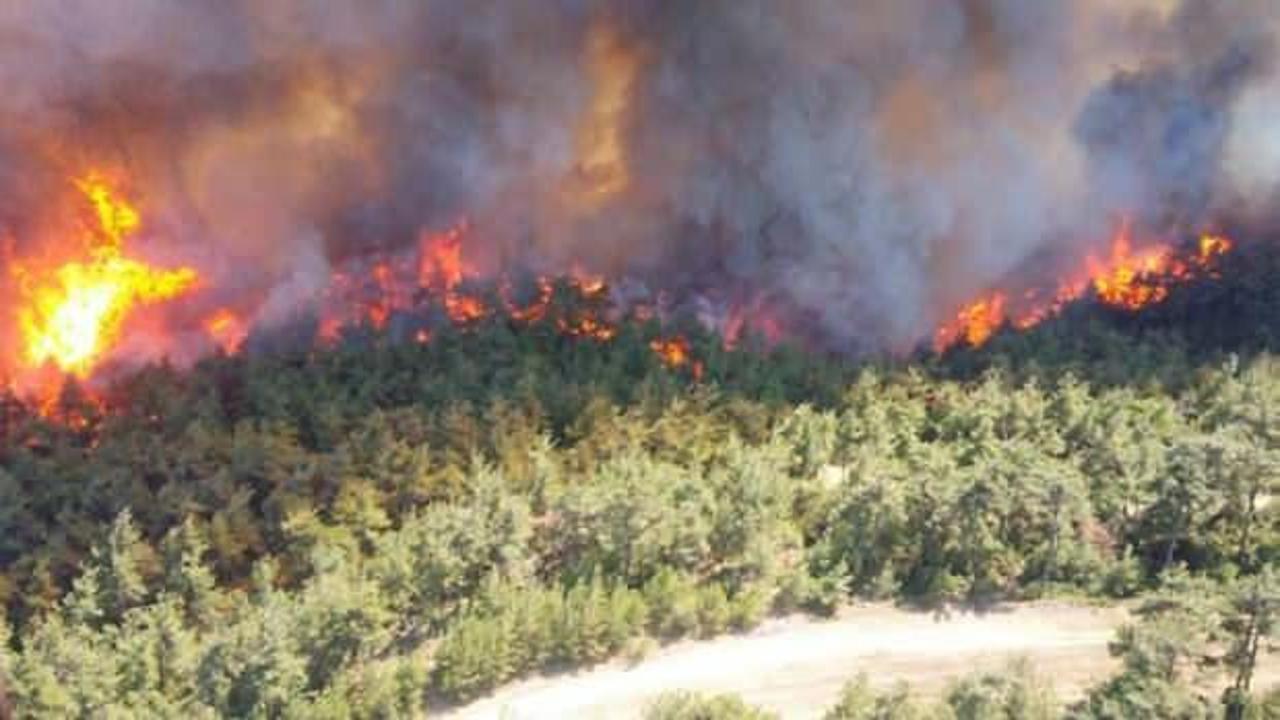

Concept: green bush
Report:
left=644, top=569, right=702, bottom=639
left=643, top=691, right=779, bottom=720
left=944, top=660, right=1058, bottom=720
left=823, top=677, right=939, bottom=720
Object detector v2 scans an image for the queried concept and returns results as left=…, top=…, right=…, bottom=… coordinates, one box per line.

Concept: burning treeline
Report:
left=0, top=1, right=1277, bottom=400
left=934, top=227, right=1235, bottom=351
left=1, top=175, right=710, bottom=408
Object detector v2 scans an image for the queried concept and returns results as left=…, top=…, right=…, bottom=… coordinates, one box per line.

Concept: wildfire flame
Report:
left=0, top=170, right=786, bottom=414
left=310, top=220, right=698, bottom=370
left=10, top=174, right=198, bottom=382
left=3, top=174, right=1236, bottom=413
left=940, top=293, right=1009, bottom=350
left=205, top=308, right=248, bottom=354
left=935, top=224, right=1234, bottom=351
left=650, top=336, right=704, bottom=379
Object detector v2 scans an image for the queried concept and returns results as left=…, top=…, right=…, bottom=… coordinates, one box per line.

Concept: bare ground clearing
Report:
left=441, top=602, right=1132, bottom=720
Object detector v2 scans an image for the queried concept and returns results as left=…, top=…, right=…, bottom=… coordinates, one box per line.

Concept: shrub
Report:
left=643, top=691, right=779, bottom=720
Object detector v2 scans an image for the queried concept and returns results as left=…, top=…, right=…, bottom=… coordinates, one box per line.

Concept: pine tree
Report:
left=1149, top=439, right=1217, bottom=572
left=162, top=519, right=221, bottom=630
left=93, top=510, right=153, bottom=625
left=1222, top=569, right=1280, bottom=720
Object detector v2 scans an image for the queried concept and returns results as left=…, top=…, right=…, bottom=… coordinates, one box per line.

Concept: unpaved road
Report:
left=441, top=602, right=1129, bottom=720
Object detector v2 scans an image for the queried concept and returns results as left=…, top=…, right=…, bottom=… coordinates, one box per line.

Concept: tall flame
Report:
left=11, top=174, right=198, bottom=379
left=941, top=293, right=1008, bottom=350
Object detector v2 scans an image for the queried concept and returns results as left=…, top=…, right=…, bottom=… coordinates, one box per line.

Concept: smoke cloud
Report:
left=0, top=0, right=1275, bottom=354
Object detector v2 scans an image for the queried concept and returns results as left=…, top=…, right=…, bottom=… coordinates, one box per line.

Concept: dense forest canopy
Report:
left=0, top=228, right=1278, bottom=717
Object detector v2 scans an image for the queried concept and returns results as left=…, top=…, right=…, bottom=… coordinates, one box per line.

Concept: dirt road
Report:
left=440, top=602, right=1129, bottom=720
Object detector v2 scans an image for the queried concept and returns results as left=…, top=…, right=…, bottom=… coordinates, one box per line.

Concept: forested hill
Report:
left=935, top=232, right=1280, bottom=387
left=2, top=250, right=1280, bottom=718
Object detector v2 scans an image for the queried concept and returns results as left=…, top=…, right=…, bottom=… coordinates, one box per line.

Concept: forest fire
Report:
left=650, top=336, right=704, bottom=379
left=1, top=4, right=1278, bottom=711
left=204, top=309, right=248, bottom=354
left=0, top=168, right=1250, bottom=417
left=0, top=0, right=1269, bottom=426
left=6, top=174, right=199, bottom=395
left=935, top=224, right=1236, bottom=351
left=0, top=186, right=711, bottom=418
left=270, top=218, right=692, bottom=376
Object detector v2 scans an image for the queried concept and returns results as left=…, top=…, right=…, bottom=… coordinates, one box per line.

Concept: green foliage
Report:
left=1075, top=568, right=1280, bottom=719
left=370, top=474, right=532, bottom=629
left=296, top=655, right=429, bottom=720
left=944, top=660, right=1059, bottom=720
left=431, top=577, right=647, bottom=701
left=643, top=568, right=703, bottom=639
left=824, top=676, right=940, bottom=720
left=643, top=690, right=779, bottom=720
left=823, top=664, right=1057, bottom=720
left=2, top=289, right=1280, bottom=716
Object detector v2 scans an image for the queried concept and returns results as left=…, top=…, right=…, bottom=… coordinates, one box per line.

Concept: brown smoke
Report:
left=0, top=0, right=1274, bottom=356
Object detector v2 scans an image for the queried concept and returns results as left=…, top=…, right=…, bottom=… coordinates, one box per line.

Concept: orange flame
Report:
left=1086, top=225, right=1175, bottom=310
left=311, top=220, right=702, bottom=378
left=935, top=293, right=1008, bottom=350
left=11, top=174, right=198, bottom=381
left=445, top=294, right=489, bottom=324
left=418, top=221, right=490, bottom=325
left=935, top=224, right=1234, bottom=351
left=650, top=336, right=704, bottom=379
left=418, top=222, right=470, bottom=291
left=205, top=308, right=248, bottom=354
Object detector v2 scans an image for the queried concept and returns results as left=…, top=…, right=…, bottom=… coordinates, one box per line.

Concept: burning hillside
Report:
left=934, top=225, right=1236, bottom=351
left=2, top=174, right=199, bottom=403
left=0, top=1, right=1275, bottom=401
left=0, top=173, right=711, bottom=406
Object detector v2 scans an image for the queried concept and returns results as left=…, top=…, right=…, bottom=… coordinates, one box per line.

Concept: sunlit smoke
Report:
left=0, top=0, right=1272, bottom=383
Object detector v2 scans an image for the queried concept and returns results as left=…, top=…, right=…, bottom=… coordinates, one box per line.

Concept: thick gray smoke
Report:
left=0, top=0, right=1275, bottom=354
left=1077, top=0, right=1277, bottom=234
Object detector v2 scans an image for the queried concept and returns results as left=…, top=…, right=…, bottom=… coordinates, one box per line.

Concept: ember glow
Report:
left=0, top=1, right=1270, bottom=377
left=650, top=336, right=704, bottom=380
left=8, top=175, right=198, bottom=384
left=317, top=221, right=479, bottom=341
left=935, top=224, right=1235, bottom=351
left=0, top=170, right=1243, bottom=410
left=0, top=1, right=1269, bottom=412
left=309, top=220, right=692, bottom=367
left=204, top=309, right=248, bottom=354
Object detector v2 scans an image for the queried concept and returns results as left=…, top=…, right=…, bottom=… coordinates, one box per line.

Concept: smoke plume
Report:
left=0, top=0, right=1275, bottom=355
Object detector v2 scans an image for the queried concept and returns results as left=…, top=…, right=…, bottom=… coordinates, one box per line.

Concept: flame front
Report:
left=1087, top=225, right=1177, bottom=310
left=11, top=174, right=198, bottom=380
left=312, top=220, right=710, bottom=374
left=936, top=223, right=1234, bottom=351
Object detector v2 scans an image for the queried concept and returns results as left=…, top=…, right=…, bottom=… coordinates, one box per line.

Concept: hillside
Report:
left=1, top=271, right=1279, bottom=717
